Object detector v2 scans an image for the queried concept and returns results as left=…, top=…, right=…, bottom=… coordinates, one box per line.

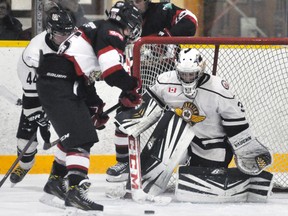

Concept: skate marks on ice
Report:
left=0, top=174, right=288, bottom=216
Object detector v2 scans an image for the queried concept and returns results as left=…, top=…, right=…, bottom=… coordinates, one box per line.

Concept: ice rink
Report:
left=0, top=174, right=288, bottom=216
left=1, top=41, right=288, bottom=216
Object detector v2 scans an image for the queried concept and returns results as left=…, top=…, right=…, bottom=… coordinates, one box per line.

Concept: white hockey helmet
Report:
left=176, top=48, right=205, bottom=98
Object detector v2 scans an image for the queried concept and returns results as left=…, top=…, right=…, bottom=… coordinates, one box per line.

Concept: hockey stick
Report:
left=128, top=136, right=172, bottom=205
left=102, top=102, right=120, bottom=116
left=0, top=132, right=37, bottom=188
left=43, top=103, right=121, bottom=150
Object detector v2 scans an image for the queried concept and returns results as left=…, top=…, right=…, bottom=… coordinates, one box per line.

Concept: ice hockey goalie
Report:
left=114, top=48, right=273, bottom=203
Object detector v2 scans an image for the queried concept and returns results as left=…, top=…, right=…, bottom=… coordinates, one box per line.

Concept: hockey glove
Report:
left=89, top=103, right=109, bottom=130
left=119, top=79, right=142, bottom=108
left=229, top=128, right=272, bottom=176
left=26, top=110, right=51, bottom=143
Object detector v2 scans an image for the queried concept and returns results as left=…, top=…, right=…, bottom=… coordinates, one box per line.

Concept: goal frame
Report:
left=132, top=36, right=288, bottom=77
left=131, top=36, right=288, bottom=190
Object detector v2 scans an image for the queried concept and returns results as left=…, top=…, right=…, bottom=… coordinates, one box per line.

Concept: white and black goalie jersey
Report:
left=150, top=71, right=249, bottom=167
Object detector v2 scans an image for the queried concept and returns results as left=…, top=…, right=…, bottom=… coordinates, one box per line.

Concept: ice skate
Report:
left=64, top=179, right=103, bottom=215
left=106, top=162, right=129, bottom=182
left=10, top=165, right=30, bottom=186
left=39, top=175, right=67, bottom=209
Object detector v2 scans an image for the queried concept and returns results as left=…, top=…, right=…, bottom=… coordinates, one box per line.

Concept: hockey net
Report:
left=130, top=37, right=288, bottom=190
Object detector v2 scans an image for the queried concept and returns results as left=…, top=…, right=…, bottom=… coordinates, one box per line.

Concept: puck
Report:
left=144, top=210, right=155, bottom=214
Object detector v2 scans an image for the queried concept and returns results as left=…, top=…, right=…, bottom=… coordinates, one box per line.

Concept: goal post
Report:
left=131, top=36, right=288, bottom=190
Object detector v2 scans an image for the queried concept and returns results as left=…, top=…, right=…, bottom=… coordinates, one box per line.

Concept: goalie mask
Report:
left=108, top=1, right=142, bottom=42
left=176, top=48, right=205, bottom=98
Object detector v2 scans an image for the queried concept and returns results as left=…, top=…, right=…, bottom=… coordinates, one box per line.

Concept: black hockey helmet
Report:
left=108, top=1, right=142, bottom=41
left=46, top=9, right=75, bottom=35
left=126, top=0, right=151, bottom=13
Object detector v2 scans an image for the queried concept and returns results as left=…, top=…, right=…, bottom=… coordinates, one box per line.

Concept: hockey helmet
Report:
left=46, top=9, right=75, bottom=36
left=128, top=0, right=150, bottom=14
left=108, top=1, right=142, bottom=42
left=176, top=48, right=206, bottom=98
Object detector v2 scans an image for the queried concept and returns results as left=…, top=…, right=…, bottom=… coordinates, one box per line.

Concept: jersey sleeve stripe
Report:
left=101, top=64, right=123, bottom=79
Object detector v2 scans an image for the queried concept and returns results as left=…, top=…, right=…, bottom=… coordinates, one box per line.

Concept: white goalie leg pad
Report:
left=115, top=90, right=164, bottom=137
left=175, top=166, right=273, bottom=203
left=141, top=111, right=195, bottom=196
left=228, top=128, right=272, bottom=175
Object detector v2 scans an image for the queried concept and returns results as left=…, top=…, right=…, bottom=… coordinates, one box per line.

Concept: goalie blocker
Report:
left=176, top=166, right=273, bottom=203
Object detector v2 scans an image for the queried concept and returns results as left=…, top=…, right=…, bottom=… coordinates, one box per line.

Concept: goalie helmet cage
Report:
left=131, top=36, right=288, bottom=191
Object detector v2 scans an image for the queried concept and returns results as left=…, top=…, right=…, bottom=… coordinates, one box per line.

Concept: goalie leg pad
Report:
left=175, top=166, right=273, bottom=203
left=140, top=111, right=195, bottom=196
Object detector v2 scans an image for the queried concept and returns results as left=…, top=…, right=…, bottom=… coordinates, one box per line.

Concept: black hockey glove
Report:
left=89, top=103, right=109, bottom=130
left=119, top=78, right=142, bottom=108
left=26, top=110, right=51, bottom=143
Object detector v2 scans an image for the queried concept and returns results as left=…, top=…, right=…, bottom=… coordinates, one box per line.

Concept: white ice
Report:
left=0, top=174, right=288, bottom=216
left=1, top=47, right=288, bottom=216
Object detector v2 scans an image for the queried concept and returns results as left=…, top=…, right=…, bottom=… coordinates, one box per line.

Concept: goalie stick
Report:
left=128, top=135, right=172, bottom=205
left=0, top=132, right=37, bottom=188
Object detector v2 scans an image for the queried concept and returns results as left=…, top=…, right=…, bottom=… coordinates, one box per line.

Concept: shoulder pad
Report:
left=200, top=75, right=234, bottom=98
left=157, top=70, right=179, bottom=84
left=22, top=31, right=47, bottom=68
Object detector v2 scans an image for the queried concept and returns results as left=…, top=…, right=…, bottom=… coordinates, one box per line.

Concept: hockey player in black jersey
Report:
left=36, top=1, right=142, bottom=213
left=9, top=8, right=75, bottom=186
left=106, top=0, right=198, bottom=182
left=130, top=0, right=197, bottom=36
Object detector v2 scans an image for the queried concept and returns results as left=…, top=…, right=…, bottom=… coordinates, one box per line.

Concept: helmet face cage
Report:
left=109, top=1, right=142, bottom=42
left=46, top=10, right=75, bottom=37
left=176, top=48, right=205, bottom=98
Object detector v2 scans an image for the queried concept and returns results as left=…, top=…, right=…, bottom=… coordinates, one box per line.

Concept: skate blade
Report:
left=64, top=206, right=103, bottom=216
left=39, top=193, right=65, bottom=209
left=10, top=183, right=16, bottom=188
left=105, top=173, right=128, bottom=182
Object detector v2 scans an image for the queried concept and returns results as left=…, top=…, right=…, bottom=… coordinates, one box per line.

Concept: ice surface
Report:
left=0, top=174, right=288, bottom=216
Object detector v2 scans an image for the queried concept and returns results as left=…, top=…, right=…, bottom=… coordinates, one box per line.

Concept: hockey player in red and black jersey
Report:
left=131, top=0, right=197, bottom=37
left=36, top=1, right=142, bottom=213
left=106, top=0, right=198, bottom=182
left=9, top=8, right=75, bottom=186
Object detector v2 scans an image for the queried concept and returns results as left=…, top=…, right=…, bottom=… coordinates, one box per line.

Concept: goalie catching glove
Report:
left=89, top=103, right=109, bottom=130
left=119, top=78, right=142, bottom=108
left=229, top=128, right=272, bottom=176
